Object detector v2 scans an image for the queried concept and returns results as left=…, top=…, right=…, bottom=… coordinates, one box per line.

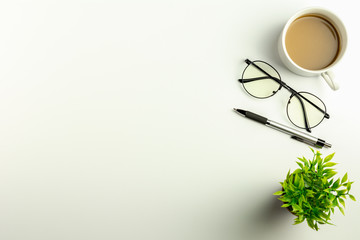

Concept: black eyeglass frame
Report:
left=239, top=59, right=330, bottom=133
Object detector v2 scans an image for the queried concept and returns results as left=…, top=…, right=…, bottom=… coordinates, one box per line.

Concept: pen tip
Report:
left=233, top=108, right=246, bottom=116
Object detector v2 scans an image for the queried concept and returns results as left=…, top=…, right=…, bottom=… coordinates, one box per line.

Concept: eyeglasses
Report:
left=238, top=59, right=329, bottom=132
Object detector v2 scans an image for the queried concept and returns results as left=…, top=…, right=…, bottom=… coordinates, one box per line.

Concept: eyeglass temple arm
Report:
left=244, top=59, right=282, bottom=85
left=287, top=87, right=330, bottom=119
left=299, top=93, right=330, bottom=119
left=292, top=94, right=312, bottom=132
left=245, top=59, right=329, bottom=119
left=239, top=76, right=279, bottom=83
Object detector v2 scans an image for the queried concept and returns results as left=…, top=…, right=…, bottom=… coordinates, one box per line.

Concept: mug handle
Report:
left=321, top=71, right=340, bottom=90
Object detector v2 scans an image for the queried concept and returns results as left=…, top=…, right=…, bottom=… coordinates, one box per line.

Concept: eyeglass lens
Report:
left=241, top=61, right=281, bottom=98
left=287, top=92, right=326, bottom=129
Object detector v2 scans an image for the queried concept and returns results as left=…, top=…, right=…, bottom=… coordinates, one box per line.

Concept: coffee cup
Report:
left=278, top=7, right=347, bottom=90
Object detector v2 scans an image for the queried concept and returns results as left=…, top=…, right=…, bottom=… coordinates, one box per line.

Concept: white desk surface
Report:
left=1, top=0, right=359, bottom=239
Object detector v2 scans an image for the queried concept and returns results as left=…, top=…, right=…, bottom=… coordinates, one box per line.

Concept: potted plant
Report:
left=274, top=148, right=356, bottom=230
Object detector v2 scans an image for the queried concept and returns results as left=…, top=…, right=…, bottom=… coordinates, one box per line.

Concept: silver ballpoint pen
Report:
left=233, top=108, right=331, bottom=148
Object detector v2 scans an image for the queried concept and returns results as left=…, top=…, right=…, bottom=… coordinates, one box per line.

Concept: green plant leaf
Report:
left=322, top=211, right=331, bottom=221
left=318, top=193, right=325, bottom=200
left=324, top=170, right=337, bottom=179
left=321, top=177, right=327, bottom=185
left=296, top=161, right=304, bottom=169
left=294, top=174, right=300, bottom=186
left=299, top=175, right=305, bottom=189
left=307, top=218, right=315, bottom=230
left=273, top=191, right=284, bottom=196
left=292, top=204, right=302, bottom=212
left=279, top=196, right=291, bottom=202
left=297, top=157, right=307, bottom=163
left=306, top=190, right=315, bottom=197
left=297, top=215, right=305, bottom=223
left=347, top=182, right=352, bottom=192
left=316, top=153, right=323, bottom=166
left=286, top=170, right=291, bottom=179
left=332, top=198, right=338, bottom=207
left=349, top=194, right=356, bottom=201
left=331, top=178, right=341, bottom=190
left=324, top=162, right=338, bottom=168
left=341, top=173, right=348, bottom=184
left=288, top=183, right=295, bottom=191
left=339, top=198, right=346, bottom=208
left=338, top=206, right=345, bottom=215
left=314, top=222, right=319, bottom=231
left=325, top=221, right=335, bottom=226
left=282, top=180, right=288, bottom=189
left=281, top=203, right=291, bottom=208
left=329, top=194, right=335, bottom=201
left=324, top=152, right=335, bottom=163
left=337, top=189, right=347, bottom=195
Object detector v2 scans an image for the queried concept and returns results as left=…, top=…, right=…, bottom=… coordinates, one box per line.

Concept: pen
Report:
left=233, top=108, right=331, bottom=148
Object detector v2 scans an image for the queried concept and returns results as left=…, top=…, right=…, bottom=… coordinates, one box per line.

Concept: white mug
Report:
left=278, top=7, right=347, bottom=90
